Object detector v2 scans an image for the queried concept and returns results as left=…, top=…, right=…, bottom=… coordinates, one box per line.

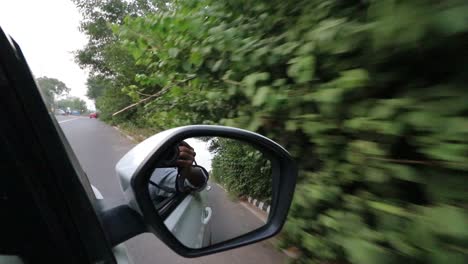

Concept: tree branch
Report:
left=222, top=78, right=242, bottom=86
left=136, top=91, right=152, bottom=97
left=143, top=93, right=194, bottom=112
left=368, top=157, right=438, bottom=166
left=367, top=156, right=465, bottom=168
left=112, top=76, right=196, bottom=116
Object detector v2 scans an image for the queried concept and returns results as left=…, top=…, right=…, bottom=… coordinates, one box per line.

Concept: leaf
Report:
left=342, top=238, right=403, bottom=264
left=383, top=164, right=423, bottom=183
left=252, top=86, right=270, bottom=106
left=365, top=167, right=390, bottom=183
left=426, top=205, right=468, bottom=239
left=212, top=59, right=223, bottom=72
left=168, top=47, right=180, bottom=58
left=349, top=140, right=386, bottom=156
left=433, top=6, right=468, bottom=35
left=130, top=45, right=144, bottom=59
left=189, top=51, right=203, bottom=66
left=170, top=86, right=183, bottom=96
left=285, top=120, right=298, bottom=131
left=242, top=72, right=270, bottom=97
left=368, top=201, right=413, bottom=218
left=287, top=55, right=315, bottom=84
left=335, top=69, right=369, bottom=90
left=422, top=143, right=468, bottom=163
left=312, top=87, right=342, bottom=104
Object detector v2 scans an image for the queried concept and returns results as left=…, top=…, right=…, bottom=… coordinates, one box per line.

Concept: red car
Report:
left=89, top=112, right=99, bottom=119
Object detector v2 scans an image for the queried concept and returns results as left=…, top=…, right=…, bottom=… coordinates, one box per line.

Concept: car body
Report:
left=55, top=109, right=66, bottom=115
left=89, top=112, right=98, bottom=118
left=71, top=110, right=81, bottom=116
left=164, top=186, right=212, bottom=248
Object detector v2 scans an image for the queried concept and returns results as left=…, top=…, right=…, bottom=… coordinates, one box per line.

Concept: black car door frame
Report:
left=0, top=27, right=116, bottom=263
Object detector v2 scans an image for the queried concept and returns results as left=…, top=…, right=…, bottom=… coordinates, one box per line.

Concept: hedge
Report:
left=210, top=137, right=272, bottom=201
left=83, top=0, right=468, bottom=263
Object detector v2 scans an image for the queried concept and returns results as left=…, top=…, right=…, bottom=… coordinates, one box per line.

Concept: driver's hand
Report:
left=176, top=142, right=196, bottom=167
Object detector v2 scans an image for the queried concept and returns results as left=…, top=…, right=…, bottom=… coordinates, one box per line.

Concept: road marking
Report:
left=58, top=117, right=82, bottom=124
left=113, top=126, right=137, bottom=142
left=240, top=201, right=268, bottom=223
left=216, top=183, right=226, bottom=191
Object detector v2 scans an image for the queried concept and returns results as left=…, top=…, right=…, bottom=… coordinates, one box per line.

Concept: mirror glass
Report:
left=147, top=136, right=272, bottom=249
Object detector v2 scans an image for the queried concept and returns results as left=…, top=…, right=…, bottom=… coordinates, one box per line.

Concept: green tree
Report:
left=86, top=75, right=111, bottom=100
left=115, top=1, right=468, bottom=262
left=57, top=97, right=88, bottom=113
left=73, top=0, right=170, bottom=123
left=210, top=138, right=272, bottom=201
left=75, top=0, right=468, bottom=263
left=36, top=76, right=70, bottom=111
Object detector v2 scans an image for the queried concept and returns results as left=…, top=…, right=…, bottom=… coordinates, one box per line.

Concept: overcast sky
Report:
left=0, top=0, right=94, bottom=109
left=185, top=138, right=213, bottom=172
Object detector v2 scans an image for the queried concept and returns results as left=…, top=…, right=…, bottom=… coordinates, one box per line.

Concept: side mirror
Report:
left=112, top=125, right=297, bottom=257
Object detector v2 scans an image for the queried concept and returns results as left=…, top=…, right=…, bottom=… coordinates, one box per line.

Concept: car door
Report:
left=164, top=188, right=212, bottom=248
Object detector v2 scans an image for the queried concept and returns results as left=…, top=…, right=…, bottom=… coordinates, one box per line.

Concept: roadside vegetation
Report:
left=73, top=0, right=468, bottom=263
left=36, top=76, right=70, bottom=112
left=37, top=76, right=89, bottom=113
left=209, top=137, right=272, bottom=202
left=57, top=97, right=89, bottom=114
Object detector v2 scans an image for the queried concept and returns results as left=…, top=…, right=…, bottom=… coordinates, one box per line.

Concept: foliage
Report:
left=210, top=138, right=272, bottom=201
left=57, top=97, right=88, bottom=113
left=75, top=0, right=468, bottom=263
left=36, top=76, right=70, bottom=110
left=73, top=0, right=165, bottom=123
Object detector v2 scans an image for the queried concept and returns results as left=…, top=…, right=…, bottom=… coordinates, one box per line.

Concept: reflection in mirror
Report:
left=147, top=137, right=272, bottom=249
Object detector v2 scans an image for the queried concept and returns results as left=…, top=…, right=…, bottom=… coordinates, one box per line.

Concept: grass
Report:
left=117, top=122, right=161, bottom=142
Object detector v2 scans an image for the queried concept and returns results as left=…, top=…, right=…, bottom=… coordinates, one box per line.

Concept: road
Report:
left=207, top=183, right=265, bottom=244
left=56, top=115, right=286, bottom=264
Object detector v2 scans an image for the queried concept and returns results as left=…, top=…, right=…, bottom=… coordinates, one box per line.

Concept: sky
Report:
left=0, top=0, right=94, bottom=109
left=185, top=138, right=213, bottom=172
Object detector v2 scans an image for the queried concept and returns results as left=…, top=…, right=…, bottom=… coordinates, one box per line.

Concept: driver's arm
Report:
left=149, top=142, right=207, bottom=198
left=149, top=167, right=207, bottom=199
left=176, top=142, right=207, bottom=190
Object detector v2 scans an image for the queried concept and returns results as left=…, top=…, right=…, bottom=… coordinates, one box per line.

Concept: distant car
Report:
left=89, top=112, right=99, bottom=119
left=55, top=109, right=66, bottom=115
left=71, top=110, right=81, bottom=116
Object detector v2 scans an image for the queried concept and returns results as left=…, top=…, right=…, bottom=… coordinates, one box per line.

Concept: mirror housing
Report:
left=114, top=125, right=297, bottom=257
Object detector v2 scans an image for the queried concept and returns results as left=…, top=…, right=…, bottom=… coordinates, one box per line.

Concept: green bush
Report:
left=77, top=0, right=468, bottom=263
left=210, top=138, right=272, bottom=201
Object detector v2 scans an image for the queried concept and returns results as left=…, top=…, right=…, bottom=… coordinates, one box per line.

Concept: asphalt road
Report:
left=207, top=183, right=265, bottom=244
left=55, top=115, right=285, bottom=264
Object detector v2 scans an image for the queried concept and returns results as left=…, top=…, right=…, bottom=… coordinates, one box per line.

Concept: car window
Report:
left=157, top=193, right=189, bottom=219
left=0, top=27, right=117, bottom=263
left=48, top=113, right=97, bottom=201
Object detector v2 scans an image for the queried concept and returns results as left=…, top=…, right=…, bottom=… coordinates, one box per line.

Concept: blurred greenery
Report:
left=209, top=138, right=272, bottom=201
left=36, top=76, right=70, bottom=111
left=57, top=97, right=88, bottom=113
left=74, top=0, right=468, bottom=263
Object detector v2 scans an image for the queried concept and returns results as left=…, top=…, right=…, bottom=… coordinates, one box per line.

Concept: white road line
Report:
left=58, top=117, right=82, bottom=124
left=216, top=183, right=226, bottom=191
left=113, top=125, right=137, bottom=142
left=240, top=201, right=268, bottom=223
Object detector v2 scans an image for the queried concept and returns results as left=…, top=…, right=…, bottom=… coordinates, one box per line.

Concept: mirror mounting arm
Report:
left=99, top=205, right=147, bottom=247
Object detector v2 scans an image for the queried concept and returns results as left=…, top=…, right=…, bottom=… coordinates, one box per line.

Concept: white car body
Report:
left=164, top=186, right=212, bottom=248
